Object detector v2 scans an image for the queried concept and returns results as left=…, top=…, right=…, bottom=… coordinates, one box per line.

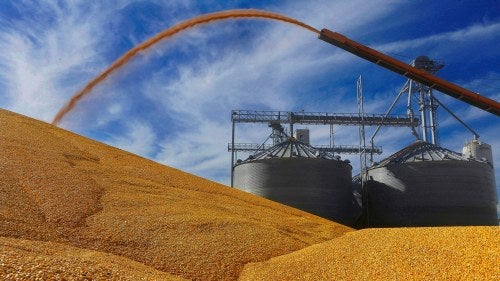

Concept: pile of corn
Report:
left=0, top=109, right=350, bottom=280
left=0, top=237, right=184, bottom=280
left=240, top=226, right=499, bottom=280
left=0, top=108, right=498, bottom=280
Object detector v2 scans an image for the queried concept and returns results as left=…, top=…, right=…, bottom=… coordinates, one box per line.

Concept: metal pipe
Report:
left=231, top=115, right=235, bottom=187
left=407, top=81, right=413, bottom=109
left=407, top=81, right=421, bottom=139
left=419, top=86, right=428, bottom=142
left=432, top=96, right=479, bottom=139
left=428, top=90, right=438, bottom=145
left=369, top=80, right=409, bottom=148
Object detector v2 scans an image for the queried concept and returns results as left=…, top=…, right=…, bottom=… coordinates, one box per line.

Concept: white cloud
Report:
left=154, top=120, right=230, bottom=182
left=377, top=21, right=500, bottom=55
left=108, top=120, right=158, bottom=157
left=279, top=0, right=403, bottom=31
left=0, top=1, right=107, bottom=122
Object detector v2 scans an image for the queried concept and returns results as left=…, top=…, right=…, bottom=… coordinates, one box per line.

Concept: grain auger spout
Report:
left=318, top=28, right=500, bottom=116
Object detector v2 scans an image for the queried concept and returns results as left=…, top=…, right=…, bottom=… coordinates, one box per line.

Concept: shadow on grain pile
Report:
left=0, top=109, right=351, bottom=280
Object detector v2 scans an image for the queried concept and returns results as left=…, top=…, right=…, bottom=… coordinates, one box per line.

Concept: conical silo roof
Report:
left=372, top=140, right=469, bottom=167
left=242, top=138, right=335, bottom=162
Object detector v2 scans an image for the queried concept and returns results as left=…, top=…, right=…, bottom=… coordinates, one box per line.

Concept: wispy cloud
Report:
left=0, top=1, right=110, bottom=121
left=378, top=21, right=500, bottom=55
left=108, top=120, right=158, bottom=157
left=154, top=120, right=230, bottom=182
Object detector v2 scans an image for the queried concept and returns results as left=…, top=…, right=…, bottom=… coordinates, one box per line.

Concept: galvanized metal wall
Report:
left=366, top=160, right=498, bottom=226
left=234, top=158, right=355, bottom=225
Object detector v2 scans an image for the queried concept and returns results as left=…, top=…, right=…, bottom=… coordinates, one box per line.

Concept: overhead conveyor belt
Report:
left=318, top=29, right=500, bottom=116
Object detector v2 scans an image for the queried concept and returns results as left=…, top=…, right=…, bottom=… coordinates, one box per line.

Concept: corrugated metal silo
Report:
left=366, top=141, right=498, bottom=227
left=234, top=139, right=355, bottom=225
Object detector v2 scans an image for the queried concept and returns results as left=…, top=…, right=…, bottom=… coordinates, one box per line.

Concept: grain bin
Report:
left=365, top=141, right=498, bottom=227
left=233, top=138, right=355, bottom=225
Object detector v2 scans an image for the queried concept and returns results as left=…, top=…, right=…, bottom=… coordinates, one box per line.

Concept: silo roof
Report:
left=241, top=138, right=336, bottom=162
left=373, top=140, right=468, bottom=167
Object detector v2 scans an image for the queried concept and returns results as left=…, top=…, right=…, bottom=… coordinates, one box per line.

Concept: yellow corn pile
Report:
left=0, top=237, right=185, bottom=280
left=0, top=109, right=350, bottom=280
left=240, top=226, right=499, bottom=280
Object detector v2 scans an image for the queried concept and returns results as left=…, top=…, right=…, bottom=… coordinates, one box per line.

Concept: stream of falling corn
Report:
left=51, top=9, right=319, bottom=124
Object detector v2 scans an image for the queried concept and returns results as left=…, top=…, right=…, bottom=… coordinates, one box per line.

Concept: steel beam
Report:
left=232, top=110, right=418, bottom=127
left=228, top=143, right=382, bottom=154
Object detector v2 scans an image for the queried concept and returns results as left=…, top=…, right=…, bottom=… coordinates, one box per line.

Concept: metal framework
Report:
left=232, top=110, right=419, bottom=126
left=368, top=56, right=480, bottom=163
left=229, top=108, right=409, bottom=187
left=357, top=76, right=368, bottom=185
left=228, top=143, right=382, bottom=154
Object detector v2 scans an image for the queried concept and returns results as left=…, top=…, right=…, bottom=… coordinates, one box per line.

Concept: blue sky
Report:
left=0, top=0, right=499, bottom=197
